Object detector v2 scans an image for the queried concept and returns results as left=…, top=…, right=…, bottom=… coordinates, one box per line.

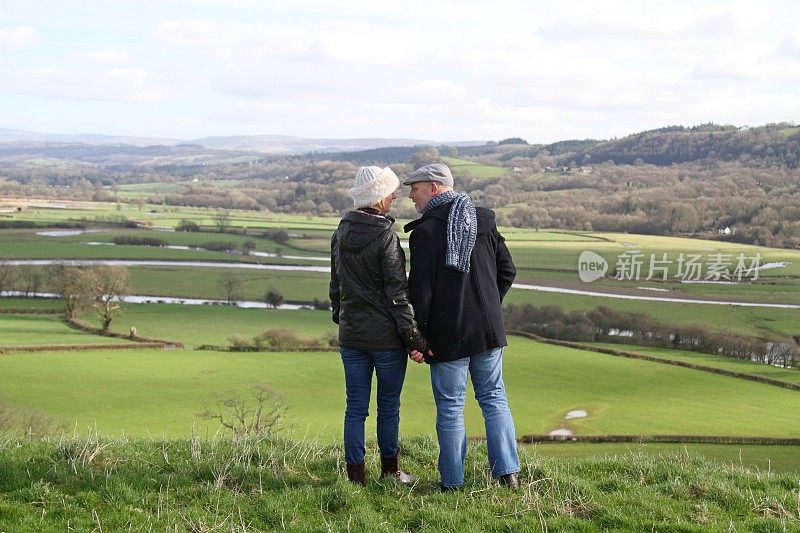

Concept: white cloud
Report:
left=2, top=0, right=799, bottom=139
left=0, top=25, right=38, bottom=50
left=86, top=48, right=135, bottom=65
left=0, top=65, right=170, bottom=102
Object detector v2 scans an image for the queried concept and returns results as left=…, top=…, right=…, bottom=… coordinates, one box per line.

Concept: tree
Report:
left=87, top=266, right=130, bottom=332
left=22, top=269, right=43, bottom=297
left=47, top=264, right=92, bottom=319
left=213, top=210, right=231, bottom=232
left=0, top=261, right=19, bottom=296
left=498, top=137, right=528, bottom=145
left=264, top=287, right=284, bottom=309
left=218, top=271, right=243, bottom=304
left=409, top=147, right=440, bottom=170
left=240, top=240, right=256, bottom=256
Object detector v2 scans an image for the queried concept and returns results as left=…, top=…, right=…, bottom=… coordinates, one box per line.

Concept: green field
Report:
left=85, top=303, right=336, bottom=348
left=1, top=333, right=799, bottom=441
left=589, top=342, right=800, bottom=385
left=0, top=201, right=341, bottom=231
left=3, top=200, right=800, bottom=482
left=440, top=156, right=507, bottom=178
left=125, top=267, right=330, bottom=302
left=533, top=442, right=800, bottom=474
left=0, top=314, right=134, bottom=347
left=0, top=228, right=326, bottom=262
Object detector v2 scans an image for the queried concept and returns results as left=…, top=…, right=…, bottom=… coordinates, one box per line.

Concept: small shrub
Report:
left=199, top=384, right=285, bottom=439
left=176, top=219, right=201, bottom=232
left=111, top=236, right=168, bottom=247
left=202, top=241, right=238, bottom=252
left=264, top=288, right=284, bottom=308
left=263, top=228, right=290, bottom=244
left=312, top=298, right=331, bottom=311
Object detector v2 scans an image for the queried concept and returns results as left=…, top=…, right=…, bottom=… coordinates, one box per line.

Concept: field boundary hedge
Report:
left=0, top=308, right=63, bottom=315
left=0, top=342, right=170, bottom=354
left=67, top=318, right=184, bottom=349
left=517, top=434, right=800, bottom=445
left=198, top=344, right=337, bottom=352
left=508, top=330, right=800, bottom=392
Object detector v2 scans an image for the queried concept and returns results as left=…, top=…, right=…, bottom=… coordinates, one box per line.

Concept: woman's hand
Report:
left=408, top=349, right=432, bottom=363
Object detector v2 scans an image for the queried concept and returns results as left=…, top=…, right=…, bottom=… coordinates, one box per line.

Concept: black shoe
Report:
left=439, top=483, right=461, bottom=492
left=498, top=473, right=519, bottom=489
left=346, top=463, right=366, bottom=486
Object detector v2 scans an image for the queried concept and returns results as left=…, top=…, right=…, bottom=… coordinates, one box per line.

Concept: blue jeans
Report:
left=340, top=348, right=408, bottom=465
left=430, top=347, right=519, bottom=488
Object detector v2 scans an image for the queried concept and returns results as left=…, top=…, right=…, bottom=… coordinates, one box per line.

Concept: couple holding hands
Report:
left=330, top=163, right=519, bottom=490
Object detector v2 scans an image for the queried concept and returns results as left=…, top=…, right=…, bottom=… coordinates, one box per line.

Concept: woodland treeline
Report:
left=505, top=304, right=800, bottom=368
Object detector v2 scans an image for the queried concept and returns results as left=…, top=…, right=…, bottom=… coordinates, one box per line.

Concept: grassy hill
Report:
left=1, top=435, right=798, bottom=531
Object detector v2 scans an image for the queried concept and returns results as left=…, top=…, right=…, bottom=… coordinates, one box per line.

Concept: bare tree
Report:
left=218, top=271, right=243, bottom=304
left=213, top=210, right=231, bottom=233
left=87, top=266, right=131, bottom=332
left=0, top=261, right=19, bottom=296
left=240, top=240, right=256, bottom=256
left=47, top=264, right=92, bottom=318
left=23, top=269, right=43, bottom=297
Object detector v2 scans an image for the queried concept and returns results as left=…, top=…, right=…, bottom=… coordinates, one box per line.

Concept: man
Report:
left=403, top=163, right=520, bottom=490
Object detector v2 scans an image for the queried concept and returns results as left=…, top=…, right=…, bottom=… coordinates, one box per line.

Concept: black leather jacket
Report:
left=330, top=209, right=427, bottom=352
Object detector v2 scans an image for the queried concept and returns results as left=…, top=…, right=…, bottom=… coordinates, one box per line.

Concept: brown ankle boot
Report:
left=380, top=454, right=418, bottom=484
left=346, top=463, right=365, bottom=486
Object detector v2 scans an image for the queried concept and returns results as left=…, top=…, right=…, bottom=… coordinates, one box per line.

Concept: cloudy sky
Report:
left=1, top=0, right=798, bottom=142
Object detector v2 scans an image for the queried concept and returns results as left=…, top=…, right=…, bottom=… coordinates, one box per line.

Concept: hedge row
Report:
left=197, top=344, right=337, bottom=353
left=0, top=308, right=63, bottom=315
left=0, top=342, right=169, bottom=354
left=66, top=318, right=184, bottom=349
left=518, top=434, right=800, bottom=445
left=509, top=330, right=800, bottom=392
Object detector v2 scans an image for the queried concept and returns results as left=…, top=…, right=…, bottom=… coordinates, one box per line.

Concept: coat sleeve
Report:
left=407, top=227, right=436, bottom=338
left=495, top=229, right=516, bottom=302
left=380, top=232, right=428, bottom=352
left=329, top=231, right=341, bottom=324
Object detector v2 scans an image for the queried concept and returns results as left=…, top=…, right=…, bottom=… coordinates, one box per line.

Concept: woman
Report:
left=329, top=166, right=428, bottom=486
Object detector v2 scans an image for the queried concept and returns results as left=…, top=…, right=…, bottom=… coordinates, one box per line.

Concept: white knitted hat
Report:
left=349, top=166, right=400, bottom=208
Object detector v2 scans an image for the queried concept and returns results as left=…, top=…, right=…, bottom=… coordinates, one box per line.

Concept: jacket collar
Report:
left=343, top=208, right=395, bottom=227
left=403, top=202, right=449, bottom=233
left=404, top=203, right=496, bottom=235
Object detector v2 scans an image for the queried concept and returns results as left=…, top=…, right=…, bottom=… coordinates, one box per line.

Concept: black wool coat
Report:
left=330, top=209, right=427, bottom=352
left=404, top=202, right=516, bottom=363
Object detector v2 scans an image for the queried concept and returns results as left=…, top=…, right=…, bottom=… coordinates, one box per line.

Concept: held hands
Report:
left=408, top=349, right=433, bottom=364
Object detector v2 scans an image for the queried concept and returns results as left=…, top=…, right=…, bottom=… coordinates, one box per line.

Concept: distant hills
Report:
left=1, top=123, right=798, bottom=167
left=0, top=128, right=483, bottom=154
left=457, top=123, right=800, bottom=167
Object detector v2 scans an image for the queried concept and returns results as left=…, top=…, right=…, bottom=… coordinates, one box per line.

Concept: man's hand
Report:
left=409, top=349, right=433, bottom=363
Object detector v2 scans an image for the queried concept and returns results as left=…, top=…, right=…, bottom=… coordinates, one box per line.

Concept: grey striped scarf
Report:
left=423, top=191, right=477, bottom=273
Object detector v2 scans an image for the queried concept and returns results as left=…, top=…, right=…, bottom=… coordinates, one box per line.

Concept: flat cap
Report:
left=402, top=163, right=454, bottom=187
